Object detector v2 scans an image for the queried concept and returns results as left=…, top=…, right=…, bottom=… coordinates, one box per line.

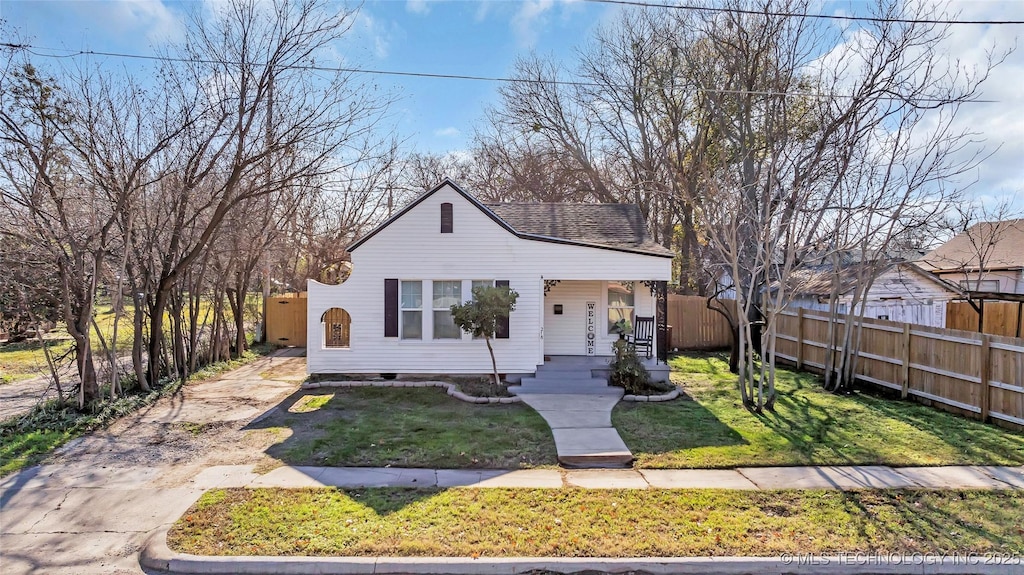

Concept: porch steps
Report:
left=509, top=357, right=634, bottom=469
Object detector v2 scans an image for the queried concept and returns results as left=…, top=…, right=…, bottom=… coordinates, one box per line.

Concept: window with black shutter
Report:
left=495, top=280, right=510, bottom=338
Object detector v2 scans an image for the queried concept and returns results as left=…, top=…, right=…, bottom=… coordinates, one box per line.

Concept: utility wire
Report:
left=582, top=0, right=1024, bottom=25
left=0, top=42, right=1000, bottom=104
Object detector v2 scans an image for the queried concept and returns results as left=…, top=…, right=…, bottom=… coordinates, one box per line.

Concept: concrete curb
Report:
left=141, top=528, right=1023, bottom=575
left=622, top=388, right=680, bottom=402
left=302, top=380, right=522, bottom=404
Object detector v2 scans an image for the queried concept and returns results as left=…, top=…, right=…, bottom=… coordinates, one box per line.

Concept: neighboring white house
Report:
left=787, top=262, right=962, bottom=328
left=306, top=179, right=674, bottom=379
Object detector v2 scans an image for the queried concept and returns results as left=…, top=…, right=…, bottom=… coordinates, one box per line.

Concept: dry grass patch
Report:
left=251, top=387, right=556, bottom=469
left=169, top=487, right=1024, bottom=557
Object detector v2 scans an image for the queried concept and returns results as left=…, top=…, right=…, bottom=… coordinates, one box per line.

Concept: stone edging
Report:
left=622, top=388, right=680, bottom=402
left=302, top=380, right=521, bottom=404
left=140, top=527, right=1023, bottom=575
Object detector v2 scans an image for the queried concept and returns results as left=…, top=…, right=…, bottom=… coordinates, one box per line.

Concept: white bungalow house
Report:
left=306, top=179, right=674, bottom=382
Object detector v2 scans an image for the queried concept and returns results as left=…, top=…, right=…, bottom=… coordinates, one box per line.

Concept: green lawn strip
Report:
left=168, top=487, right=1024, bottom=557
left=260, top=387, right=557, bottom=469
left=0, top=345, right=276, bottom=477
left=616, top=352, right=1024, bottom=469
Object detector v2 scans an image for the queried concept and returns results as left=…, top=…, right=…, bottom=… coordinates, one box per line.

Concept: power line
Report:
left=582, top=0, right=1024, bottom=25
left=0, top=43, right=1000, bottom=104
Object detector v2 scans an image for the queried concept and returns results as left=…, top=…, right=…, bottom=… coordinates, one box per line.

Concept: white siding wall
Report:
left=307, top=183, right=671, bottom=375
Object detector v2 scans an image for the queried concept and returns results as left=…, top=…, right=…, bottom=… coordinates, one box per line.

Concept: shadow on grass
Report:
left=622, top=351, right=1024, bottom=468
left=244, top=385, right=558, bottom=472
left=861, top=393, right=1024, bottom=465
left=836, top=489, right=1024, bottom=554
left=614, top=393, right=748, bottom=456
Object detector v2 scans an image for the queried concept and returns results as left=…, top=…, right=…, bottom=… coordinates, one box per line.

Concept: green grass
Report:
left=0, top=345, right=276, bottom=477
left=168, top=487, right=1024, bottom=557
left=615, top=352, right=1024, bottom=468
left=254, top=387, right=557, bottom=469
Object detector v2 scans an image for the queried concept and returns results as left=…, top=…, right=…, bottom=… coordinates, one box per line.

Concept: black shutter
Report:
left=384, top=279, right=398, bottom=337
left=440, top=202, right=453, bottom=233
left=495, top=280, right=510, bottom=339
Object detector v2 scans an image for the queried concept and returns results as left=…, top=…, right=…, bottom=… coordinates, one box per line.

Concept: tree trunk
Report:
left=484, top=336, right=501, bottom=386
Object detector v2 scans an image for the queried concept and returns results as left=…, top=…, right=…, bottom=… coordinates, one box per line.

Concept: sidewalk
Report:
left=186, top=462, right=1024, bottom=490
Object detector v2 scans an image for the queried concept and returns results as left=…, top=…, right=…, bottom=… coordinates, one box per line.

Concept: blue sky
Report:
left=2, top=0, right=1023, bottom=202
left=1, top=0, right=615, bottom=154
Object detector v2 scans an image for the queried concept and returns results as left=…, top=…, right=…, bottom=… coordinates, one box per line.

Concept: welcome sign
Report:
left=586, top=301, right=596, bottom=356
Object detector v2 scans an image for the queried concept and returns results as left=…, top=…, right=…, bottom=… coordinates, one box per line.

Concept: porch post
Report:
left=656, top=280, right=668, bottom=363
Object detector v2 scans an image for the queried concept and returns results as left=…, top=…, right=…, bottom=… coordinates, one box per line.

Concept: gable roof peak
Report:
left=347, top=179, right=673, bottom=258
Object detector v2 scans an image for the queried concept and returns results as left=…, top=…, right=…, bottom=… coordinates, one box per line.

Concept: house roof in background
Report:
left=784, top=262, right=962, bottom=298
left=348, top=179, right=674, bottom=258
left=919, top=219, right=1024, bottom=272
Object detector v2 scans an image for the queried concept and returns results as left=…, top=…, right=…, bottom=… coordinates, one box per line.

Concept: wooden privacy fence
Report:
left=946, top=300, right=1024, bottom=338
left=265, top=294, right=307, bottom=346
left=667, top=295, right=733, bottom=350
left=774, top=308, right=1024, bottom=430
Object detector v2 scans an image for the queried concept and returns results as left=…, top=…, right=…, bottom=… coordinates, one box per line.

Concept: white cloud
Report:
left=434, top=126, right=461, bottom=138
left=65, top=0, right=184, bottom=46
left=352, top=12, right=396, bottom=60
left=925, top=1, right=1024, bottom=197
left=406, top=0, right=431, bottom=15
left=509, top=0, right=586, bottom=48
left=808, top=1, right=1024, bottom=202
left=511, top=0, right=556, bottom=48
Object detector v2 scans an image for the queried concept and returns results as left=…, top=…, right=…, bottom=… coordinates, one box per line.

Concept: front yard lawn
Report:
left=252, top=387, right=557, bottom=469
left=616, top=353, right=1024, bottom=468
left=169, top=487, right=1024, bottom=557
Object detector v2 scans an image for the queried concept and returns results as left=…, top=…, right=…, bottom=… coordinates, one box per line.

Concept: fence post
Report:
left=979, top=334, right=991, bottom=422
left=796, top=308, right=804, bottom=370
left=901, top=323, right=911, bottom=399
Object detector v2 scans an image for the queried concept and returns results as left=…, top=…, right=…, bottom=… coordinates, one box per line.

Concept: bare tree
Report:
left=675, top=0, right=998, bottom=406
left=479, top=10, right=708, bottom=290
left=131, top=0, right=396, bottom=382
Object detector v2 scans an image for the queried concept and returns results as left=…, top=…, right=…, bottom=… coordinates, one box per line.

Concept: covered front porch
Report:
left=540, top=279, right=669, bottom=367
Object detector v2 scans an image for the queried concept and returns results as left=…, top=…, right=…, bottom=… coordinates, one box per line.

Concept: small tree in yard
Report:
left=450, top=285, right=519, bottom=386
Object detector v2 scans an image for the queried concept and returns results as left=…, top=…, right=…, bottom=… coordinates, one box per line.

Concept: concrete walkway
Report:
left=149, top=463, right=1024, bottom=490
left=514, top=392, right=635, bottom=468
left=510, top=357, right=635, bottom=468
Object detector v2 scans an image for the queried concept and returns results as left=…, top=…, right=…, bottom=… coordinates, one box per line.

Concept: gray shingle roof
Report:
left=484, top=202, right=674, bottom=257
left=918, top=219, right=1024, bottom=272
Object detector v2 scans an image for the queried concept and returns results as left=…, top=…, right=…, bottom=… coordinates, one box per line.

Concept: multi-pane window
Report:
left=607, top=281, right=634, bottom=333
left=400, top=280, right=422, bottom=340
left=432, top=280, right=462, bottom=339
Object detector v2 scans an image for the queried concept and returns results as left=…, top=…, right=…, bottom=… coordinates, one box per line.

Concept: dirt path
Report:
left=0, top=347, right=307, bottom=575
left=0, top=372, right=64, bottom=420
left=0, top=355, right=137, bottom=420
